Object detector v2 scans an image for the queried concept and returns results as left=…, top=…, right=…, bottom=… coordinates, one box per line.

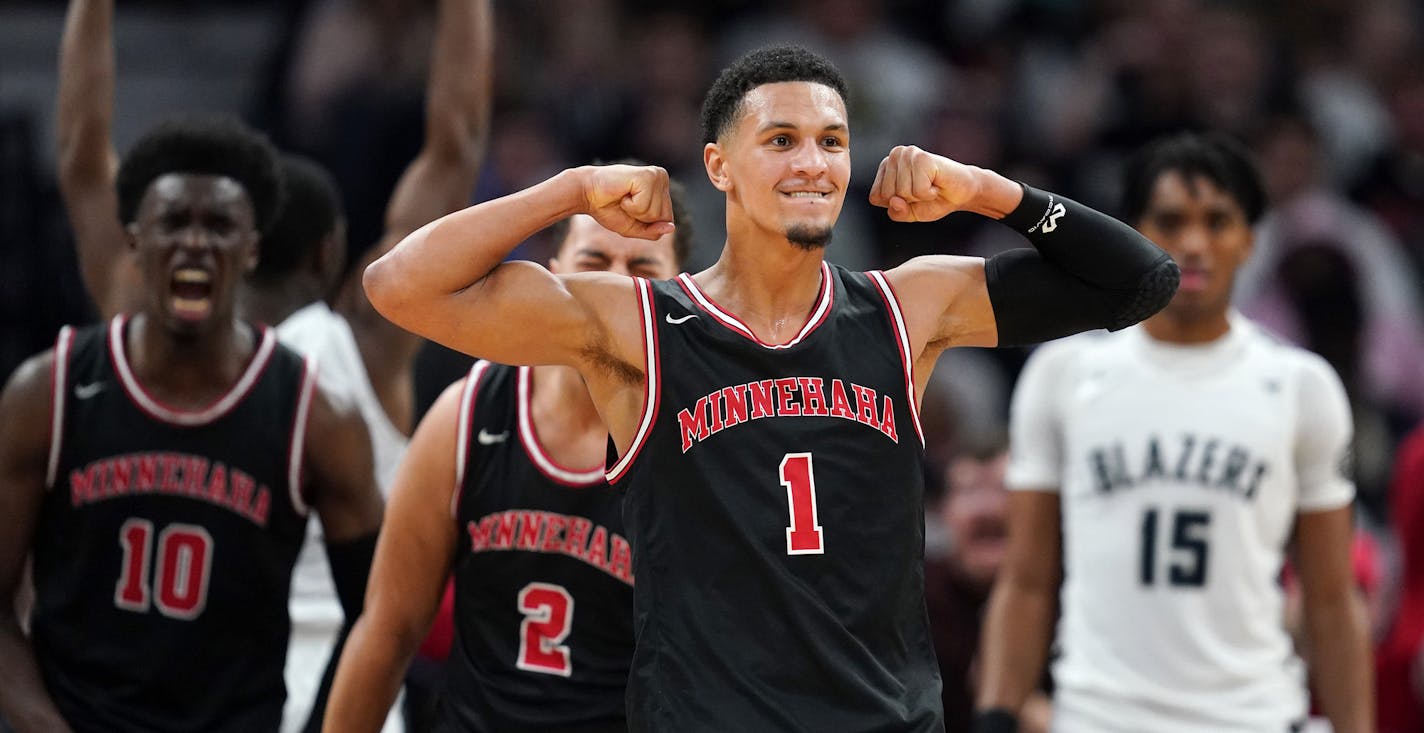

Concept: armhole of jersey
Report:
left=452, top=360, right=492, bottom=519
left=867, top=271, right=925, bottom=447
left=287, top=355, right=319, bottom=517
left=45, top=326, right=76, bottom=489
left=605, top=277, right=660, bottom=483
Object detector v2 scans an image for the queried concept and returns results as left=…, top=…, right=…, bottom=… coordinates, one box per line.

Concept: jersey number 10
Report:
left=114, top=518, right=213, bottom=619
left=1139, top=508, right=1211, bottom=587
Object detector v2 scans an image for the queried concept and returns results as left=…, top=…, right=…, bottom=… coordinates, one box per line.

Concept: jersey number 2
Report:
left=115, top=519, right=213, bottom=619
left=781, top=453, right=824, bottom=555
left=517, top=582, right=573, bottom=677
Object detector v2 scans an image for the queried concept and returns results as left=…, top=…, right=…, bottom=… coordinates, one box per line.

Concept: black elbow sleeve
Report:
left=985, top=249, right=1179, bottom=347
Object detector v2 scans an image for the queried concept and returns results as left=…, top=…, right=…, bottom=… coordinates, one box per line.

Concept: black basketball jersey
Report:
left=442, top=362, right=634, bottom=733
left=33, top=316, right=312, bottom=733
left=607, top=263, right=944, bottom=732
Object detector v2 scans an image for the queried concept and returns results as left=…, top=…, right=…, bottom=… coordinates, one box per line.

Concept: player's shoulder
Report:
left=1022, top=328, right=1119, bottom=373
left=1235, top=315, right=1341, bottom=380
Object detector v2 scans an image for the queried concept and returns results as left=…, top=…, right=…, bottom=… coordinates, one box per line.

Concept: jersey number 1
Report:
left=781, top=453, right=824, bottom=555
left=115, top=518, right=214, bottom=619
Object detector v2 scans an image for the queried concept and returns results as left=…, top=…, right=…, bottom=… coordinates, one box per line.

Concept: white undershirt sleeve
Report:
left=1006, top=341, right=1070, bottom=492
left=1294, top=353, right=1356, bottom=512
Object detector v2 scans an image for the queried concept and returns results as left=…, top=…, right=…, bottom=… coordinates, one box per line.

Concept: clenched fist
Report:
left=578, top=164, right=676, bottom=240
left=868, top=146, right=984, bottom=223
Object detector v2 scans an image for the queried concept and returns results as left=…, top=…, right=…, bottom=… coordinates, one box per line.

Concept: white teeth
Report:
left=173, top=269, right=211, bottom=284
left=786, top=191, right=825, bottom=198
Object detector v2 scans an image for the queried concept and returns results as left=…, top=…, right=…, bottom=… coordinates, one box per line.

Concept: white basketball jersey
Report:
left=276, top=302, right=409, bottom=733
left=1007, top=314, right=1354, bottom=733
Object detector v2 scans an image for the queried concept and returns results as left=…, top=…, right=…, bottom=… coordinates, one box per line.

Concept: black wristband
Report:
left=973, top=708, right=1019, bottom=733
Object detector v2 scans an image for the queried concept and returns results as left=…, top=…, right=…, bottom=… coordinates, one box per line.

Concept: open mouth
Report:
left=1178, top=268, right=1210, bottom=292
left=170, top=267, right=214, bottom=321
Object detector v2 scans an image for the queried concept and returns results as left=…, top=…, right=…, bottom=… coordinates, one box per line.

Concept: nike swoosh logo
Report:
left=665, top=313, right=698, bottom=325
left=477, top=429, right=509, bottom=445
left=74, top=382, right=107, bottom=399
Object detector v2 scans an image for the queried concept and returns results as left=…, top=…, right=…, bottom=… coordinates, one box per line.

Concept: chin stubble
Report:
left=785, top=224, right=833, bottom=251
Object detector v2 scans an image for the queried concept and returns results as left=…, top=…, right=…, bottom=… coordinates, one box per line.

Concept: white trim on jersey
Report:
left=517, top=366, right=605, bottom=486
left=606, top=278, right=658, bottom=483
left=452, top=360, right=492, bottom=517
left=287, top=356, right=319, bottom=517
left=866, top=271, right=925, bottom=448
left=46, top=326, right=75, bottom=489
left=676, top=261, right=834, bottom=349
left=109, top=315, right=277, bottom=427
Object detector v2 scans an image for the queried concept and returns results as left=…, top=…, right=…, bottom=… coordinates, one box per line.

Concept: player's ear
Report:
left=243, top=232, right=260, bottom=273
left=125, top=222, right=140, bottom=251
left=704, top=142, right=732, bottom=193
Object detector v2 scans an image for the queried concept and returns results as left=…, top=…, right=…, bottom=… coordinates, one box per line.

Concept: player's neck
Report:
left=528, top=365, right=607, bottom=474
left=237, top=278, right=320, bottom=328
left=126, top=313, right=256, bottom=406
left=695, top=234, right=827, bottom=343
left=1141, top=307, right=1232, bottom=344
left=530, top=365, right=602, bottom=432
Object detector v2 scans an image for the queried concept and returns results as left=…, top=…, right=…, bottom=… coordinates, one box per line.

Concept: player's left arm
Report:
left=875, top=146, right=1178, bottom=371
left=0, top=354, right=75, bottom=733
left=335, top=0, right=492, bottom=363
left=300, top=382, right=385, bottom=733
left=325, top=379, right=465, bottom=733
left=1291, top=357, right=1373, bottom=733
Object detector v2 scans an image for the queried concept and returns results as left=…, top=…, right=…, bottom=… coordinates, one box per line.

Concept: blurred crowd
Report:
left=2, top=0, right=1423, bottom=727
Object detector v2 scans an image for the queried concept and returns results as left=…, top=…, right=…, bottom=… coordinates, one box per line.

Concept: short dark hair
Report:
left=700, top=44, right=849, bottom=144
left=548, top=164, right=695, bottom=270
left=252, top=154, right=344, bottom=281
left=1121, top=132, right=1266, bottom=225
left=116, top=115, right=283, bottom=233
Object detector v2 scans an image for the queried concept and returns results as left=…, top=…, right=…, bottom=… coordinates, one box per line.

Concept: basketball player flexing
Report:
left=976, top=133, right=1373, bottom=733
left=54, top=0, right=491, bottom=728
left=363, top=46, right=1178, bottom=731
left=0, top=118, right=384, bottom=732
left=325, top=185, right=690, bottom=732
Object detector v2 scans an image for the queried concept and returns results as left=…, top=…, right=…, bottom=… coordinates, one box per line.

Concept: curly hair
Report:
left=1121, top=132, right=1266, bottom=225
left=115, top=115, right=283, bottom=233
left=699, top=44, right=849, bottom=145
left=252, top=154, right=344, bottom=281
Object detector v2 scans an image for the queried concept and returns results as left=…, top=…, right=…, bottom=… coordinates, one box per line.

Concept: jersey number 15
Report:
left=1139, top=507, right=1211, bottom=588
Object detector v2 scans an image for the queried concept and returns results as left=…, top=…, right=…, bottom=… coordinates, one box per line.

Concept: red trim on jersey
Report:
left=108, top=315, right=278, bottom=427
left=517, top=366, right=605, bottom=487
left=606, top=278, right=660, bottom=483
left=675, top=261, right=835, bottom=349
left=46, top=326, right=76, bottom=489
left=286, top=356, right=319, bottom=516
left=867, top=271, right=925, bottom=447
left=451, top=360, right=493, bottom=518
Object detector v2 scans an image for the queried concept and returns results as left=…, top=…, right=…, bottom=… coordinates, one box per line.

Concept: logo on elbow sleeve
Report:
left=1040, top=202, right=1067, bottom=233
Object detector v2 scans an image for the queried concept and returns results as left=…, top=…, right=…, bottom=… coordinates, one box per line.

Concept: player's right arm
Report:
left=0, top=353, right=75, bottom=733
left=363, top=164, right=674, bottom=369
left=975, top=344, right=1068, bottom=732
left=323, top=379, right=466, bottom=733
left=57, top=0, right=139, bottom=320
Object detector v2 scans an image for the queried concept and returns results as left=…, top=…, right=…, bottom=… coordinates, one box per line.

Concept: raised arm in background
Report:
left=56, top=0, right=139, bottom=319
left=335, top=0, right=493, bottom=435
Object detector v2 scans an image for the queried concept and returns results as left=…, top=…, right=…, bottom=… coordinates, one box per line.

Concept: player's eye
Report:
left=821, top=136, right=843, bottom=147
left=770, top=135, right=791, bottom=147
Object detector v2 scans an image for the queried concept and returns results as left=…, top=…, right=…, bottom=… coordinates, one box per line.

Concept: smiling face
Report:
left=704, top=81, right=851, bottom=250
left=1136, top=170, right=1254, bottom=324
left=549, top=214, right=679, bottom=280
left=128, top=173, right=260, bottom=337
